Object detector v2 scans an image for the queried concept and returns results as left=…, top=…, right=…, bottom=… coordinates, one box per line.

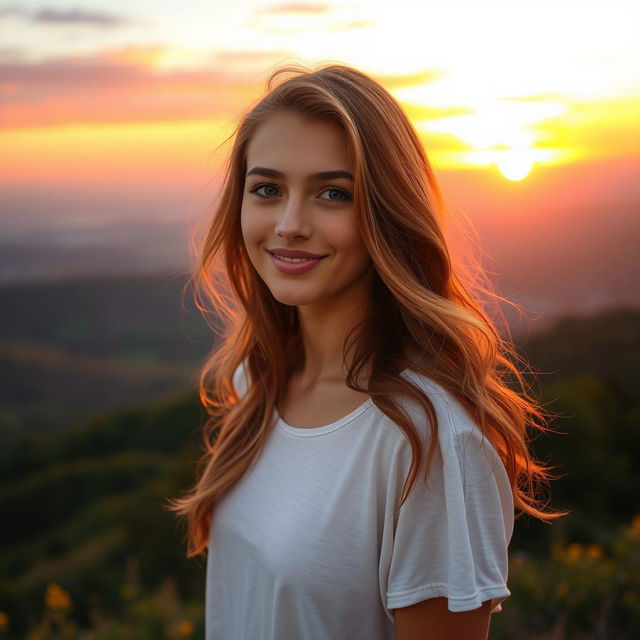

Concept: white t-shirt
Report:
left=205, top=362, right=514, bottom=639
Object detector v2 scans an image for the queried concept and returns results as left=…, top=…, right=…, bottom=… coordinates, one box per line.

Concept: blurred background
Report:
left=0, top=0, right=638, bottom=638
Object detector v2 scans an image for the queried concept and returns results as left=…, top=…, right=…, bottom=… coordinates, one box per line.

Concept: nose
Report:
left=275, top=195, right=311, bottom=240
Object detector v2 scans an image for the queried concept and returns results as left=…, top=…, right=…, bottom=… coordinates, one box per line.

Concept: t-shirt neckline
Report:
left=273, top=368, right=411, bottom=438
left=275, top=397, right=374, bottom=437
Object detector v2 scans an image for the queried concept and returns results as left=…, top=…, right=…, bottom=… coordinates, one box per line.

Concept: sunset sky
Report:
left=1, top=0, right=638, bottom=319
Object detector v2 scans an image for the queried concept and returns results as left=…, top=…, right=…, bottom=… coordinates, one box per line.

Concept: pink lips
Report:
left=269, top=251, right=326, bottom=274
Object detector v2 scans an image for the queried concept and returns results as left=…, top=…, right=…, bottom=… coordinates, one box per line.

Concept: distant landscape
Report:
left=0, top=272, right=638, bottom=638
left=0, top=221, right=192, bottom=287
left=0, top=272, right=212, bottom=440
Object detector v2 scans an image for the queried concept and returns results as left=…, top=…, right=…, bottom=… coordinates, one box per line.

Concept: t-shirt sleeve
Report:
left=384, top=387, right=514, bottom=614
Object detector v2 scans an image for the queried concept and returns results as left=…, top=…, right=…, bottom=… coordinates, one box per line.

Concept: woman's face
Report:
left=241, top=109, right=374, bottom=310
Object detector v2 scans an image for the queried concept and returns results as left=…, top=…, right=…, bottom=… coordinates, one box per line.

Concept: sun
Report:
left=496, top=149, right=535, bottom=181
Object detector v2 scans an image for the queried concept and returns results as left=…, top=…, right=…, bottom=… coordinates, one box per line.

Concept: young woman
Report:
left=167, top=64, right=564, bottom=639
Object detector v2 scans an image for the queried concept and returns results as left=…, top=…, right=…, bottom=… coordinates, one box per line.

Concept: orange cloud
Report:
left=0, top=47, right=273, bottom=128
left=96, top=46, right=169, bottom=68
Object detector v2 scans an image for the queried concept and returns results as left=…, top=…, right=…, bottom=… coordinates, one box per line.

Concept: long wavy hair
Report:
left=166, top=63, right=567, bottom=558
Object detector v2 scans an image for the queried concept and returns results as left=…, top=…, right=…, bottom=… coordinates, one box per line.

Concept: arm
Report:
left=393, top=597, right=492, bottom=640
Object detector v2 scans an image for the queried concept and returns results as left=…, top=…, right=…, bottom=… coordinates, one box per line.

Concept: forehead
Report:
left=245, top=110, right=352, bottom=173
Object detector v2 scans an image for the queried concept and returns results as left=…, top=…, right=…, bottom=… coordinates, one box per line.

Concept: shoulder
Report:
left=385, top=369, right=515, bottom=544
left=394, top=368, right=479, bottom=441
left=390, top=369, right=508, bottom=484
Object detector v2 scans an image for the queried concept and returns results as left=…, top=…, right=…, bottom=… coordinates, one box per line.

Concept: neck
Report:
left=294, top=266, right=375, bottom=388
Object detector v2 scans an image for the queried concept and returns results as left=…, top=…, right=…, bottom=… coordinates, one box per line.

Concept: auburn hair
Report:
left=166, top=63, right=567, bottom=558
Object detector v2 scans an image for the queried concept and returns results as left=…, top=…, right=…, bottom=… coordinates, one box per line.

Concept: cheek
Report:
left=240, top=206, right=261, bottom=247
left=339, top=226, right=370, bottom=268
left=329, top=222, right=367, bottom=257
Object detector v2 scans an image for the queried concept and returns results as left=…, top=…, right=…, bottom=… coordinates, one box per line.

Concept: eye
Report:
left=320, top=187, right=352, bottom=202
left=249, top=184, right=280, bottom=198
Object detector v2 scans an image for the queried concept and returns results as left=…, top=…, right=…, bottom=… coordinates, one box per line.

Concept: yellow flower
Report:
left=566, top=543, right=583, bottom=561
left=586, top=543, right=603, bottom=560
left=177, top=620, right=194, bottom=636
left=44, top=583, right=72, bottom=610
left=0, top=611, right=8, bottom=628
left=631, top=515, right=640, bottom=538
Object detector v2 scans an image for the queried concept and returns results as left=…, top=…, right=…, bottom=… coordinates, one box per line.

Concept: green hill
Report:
left=0, top=271, right=211, bottom=362
left=0, top=389, right=206, bottom=637
left=515, top=306, right=639, bottom=389
left=0, top=272, right=214, bottom=439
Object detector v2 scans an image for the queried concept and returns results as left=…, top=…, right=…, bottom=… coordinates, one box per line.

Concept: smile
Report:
left=277, top=256, right=313, bottom=263
left=269, top=252, right=326, bottom=274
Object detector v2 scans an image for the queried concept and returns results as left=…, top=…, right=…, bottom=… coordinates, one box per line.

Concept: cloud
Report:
left=0, top=53, right=148, bottom=88
left=0, top=46, right=24, bottom=62
left=258, top=3, right=332, bottom=14
left=216, top=50, right=294, bottom=63
left=0, top=4, right=130, bottom=27
left=33, top=7, right=128, bottom=27
left=375, top=68, right=445, bottom=90
left=0, top=47, right=271, bottom=128
left=0, top=48, right=460, bottom=130
left=0, top=5, right=27, bottom=19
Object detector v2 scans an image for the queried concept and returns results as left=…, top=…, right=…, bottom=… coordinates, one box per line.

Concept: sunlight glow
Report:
left=496, top=151, right=535, bottom=181
left=0, top=119, right=233, bottom=184
left=1, top=0, right=637, bottom=187
left=405, top=88, right=571, bottom=177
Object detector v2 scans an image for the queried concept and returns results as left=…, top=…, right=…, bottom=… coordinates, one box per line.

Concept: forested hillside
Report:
left=0, top=272, right=212, bottom=438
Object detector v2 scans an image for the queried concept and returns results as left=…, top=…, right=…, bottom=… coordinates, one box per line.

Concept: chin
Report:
left=270, top=293, right=316, bottom=307
left=266, top=284, right=321, bottom=308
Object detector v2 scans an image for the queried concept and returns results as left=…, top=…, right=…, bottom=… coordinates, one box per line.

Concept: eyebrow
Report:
left=246, top=166, right=354, bottom=182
